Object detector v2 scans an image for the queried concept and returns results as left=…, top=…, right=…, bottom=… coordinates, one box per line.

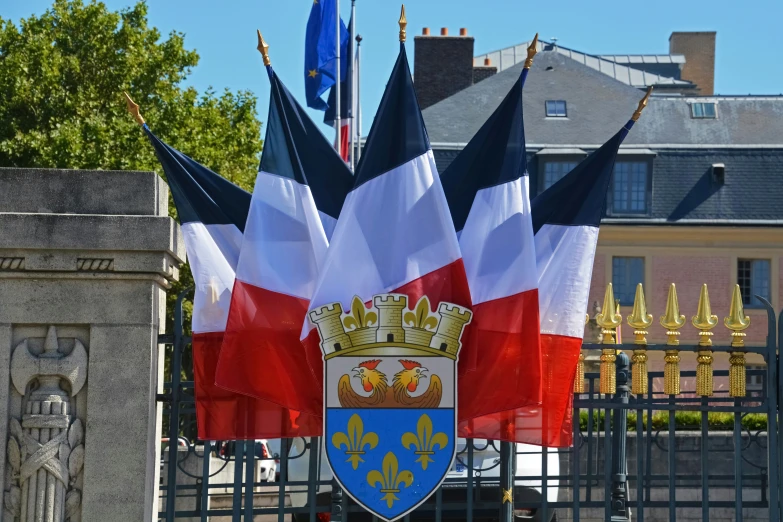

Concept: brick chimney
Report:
left=414, top=27, right=475, bottom=110
left=669, top=31, right=716, bottom=95
left=472, top=57, right=497, bottom=84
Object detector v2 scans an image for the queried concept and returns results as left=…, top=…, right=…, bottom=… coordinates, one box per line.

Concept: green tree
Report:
left=0, top=0, right=263, bottom=331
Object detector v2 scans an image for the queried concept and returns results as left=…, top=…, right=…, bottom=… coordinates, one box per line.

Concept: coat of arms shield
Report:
left=309, top=293, right=472, bottom=521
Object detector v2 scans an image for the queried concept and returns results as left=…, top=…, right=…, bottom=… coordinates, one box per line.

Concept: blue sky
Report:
left=5, top=0, right=783, bottom=137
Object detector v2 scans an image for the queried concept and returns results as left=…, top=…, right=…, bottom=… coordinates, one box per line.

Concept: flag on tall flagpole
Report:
left=324, top=17, right=354, bottom=162
left=215, top=34, right=353, bottom=434
left=124, top=94, right=322, bottom=440
left=440, top=36, right=542, bottom=443
left=529, top=87, right=652, bottom=447
left=305, top=0, right=348, bottom=111
left=302, top=8, right=472, bottom=382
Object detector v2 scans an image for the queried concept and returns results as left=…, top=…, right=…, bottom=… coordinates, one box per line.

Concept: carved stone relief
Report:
left=4, top=326, right=87, bottom=522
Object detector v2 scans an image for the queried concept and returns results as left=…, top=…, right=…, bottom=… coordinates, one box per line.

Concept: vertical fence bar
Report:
left=700, top=399, right=709, bottom=522
left=586, top=378, right=595, bottom=503
left=611, top=352, right=630, bottom=521
left=245, top=441, right=255, bottom=520
left=434, top=485, right=442, bottom=522
left=499, top=441, right=513, bottom=522
left=765, top=301, right=778, bottom=522
left=541, top=445, right=548, bottom=522
left=573, top=403, right=581, bottom=522
left=232, top=442, right=245, bottom=522
left=734, top=403, right=743, bottom=522
left=201, top=441, right=211, bottom=522
left=331, top=478, right=343, bottom=521
left=635, top=404, right=643, bottom=522
left=603, top=406, right=611, bottom=522
left=308, top=437, right=320, bottom=522
left=667, top=398, right=675, bottom=522
left=165, top=291, right=187, bottom=521
left=467, top=440, right=474, bottom=522
left=645, top=374, right=653, bottom=504
left=278, top=438, right=288, bottom=522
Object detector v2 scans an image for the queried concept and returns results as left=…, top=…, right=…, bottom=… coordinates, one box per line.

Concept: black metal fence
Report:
left=158, top=291, right=782, bottom=521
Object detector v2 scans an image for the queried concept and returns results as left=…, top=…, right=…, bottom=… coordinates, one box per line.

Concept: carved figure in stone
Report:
left=4, top=326, right=87, bottom=522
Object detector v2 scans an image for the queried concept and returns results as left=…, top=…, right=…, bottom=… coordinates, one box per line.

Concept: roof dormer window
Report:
left=545, top=100, right=567, bottom=117
left=690, top=102, right=717, bottom=119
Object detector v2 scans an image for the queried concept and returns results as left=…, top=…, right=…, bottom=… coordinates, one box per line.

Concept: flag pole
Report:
left=349, top=0, right=357, bottom=170
left=355, top=33, right=363, bottom=165
left=520, top=33, right=538, bottom=87
left=335, top=0, right=342, bottom=161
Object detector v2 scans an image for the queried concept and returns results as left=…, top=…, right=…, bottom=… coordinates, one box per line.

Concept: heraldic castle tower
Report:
left=309, top=294, right=472, bottom=361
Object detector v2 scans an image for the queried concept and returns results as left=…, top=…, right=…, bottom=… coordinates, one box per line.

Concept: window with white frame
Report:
left=612, top=257, right=644, bottom=306
left=545, top=100, right=567, bottom=117
left=611, top=161, right=649, bottom=214
left=690, top=102, right=717, bottom=119
left=738, top=259, right=771, bottom=308
left=542, top=161, right=578, bottom=190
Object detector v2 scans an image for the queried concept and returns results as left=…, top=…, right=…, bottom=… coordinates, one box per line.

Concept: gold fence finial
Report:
left=596, top=283, right=622, bottom=394
left=398, top=5, right=407, bottom=43
left=627, top=283, right=652, bottom=395
left=631, top=86, right=653, bottom=122
left=693, top=284, right=718, bottom=396
left=524, top=33, right=539, bottom=69
left=725, top=284, right=751, bottom=397
left=123, top=92, right=145, bottom=126
left=574, top=313, right=589, bottom=394
left=660, top=283, right=685, bottom=395
left=257, top=30, right=271, bottom=66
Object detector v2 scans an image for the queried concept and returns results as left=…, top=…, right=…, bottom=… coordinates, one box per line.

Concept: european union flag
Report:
left=305, top=0, right=349, bottom=111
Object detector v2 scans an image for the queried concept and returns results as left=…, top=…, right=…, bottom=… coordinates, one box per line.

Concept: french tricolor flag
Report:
left=440, top=63, right=542, bottom=443
left=143, top=127, right=321, bottom=439
left=531, top=112, right=640, bottom=447
left=215, top=62, right=353, bottom=435
left=303, top=42, right=471, bottom=364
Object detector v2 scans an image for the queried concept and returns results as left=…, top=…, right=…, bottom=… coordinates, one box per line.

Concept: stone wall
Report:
left=0, top=168, right=185, bottom=522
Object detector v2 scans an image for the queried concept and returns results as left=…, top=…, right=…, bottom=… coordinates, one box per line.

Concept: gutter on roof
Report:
left=602, top=218, right=783, bottom=226
left=430, top=142, right=783, bottom=150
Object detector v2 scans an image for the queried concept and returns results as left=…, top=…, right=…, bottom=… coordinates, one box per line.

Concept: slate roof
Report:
left=425, top=47, right=783, bottom=226
left=423, top=51, right=783, bottom=147
left=474, top=40, right=692, bottom=89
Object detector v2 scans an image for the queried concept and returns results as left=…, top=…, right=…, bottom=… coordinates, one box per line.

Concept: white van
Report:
left=280, top=437, right=559, bottom=522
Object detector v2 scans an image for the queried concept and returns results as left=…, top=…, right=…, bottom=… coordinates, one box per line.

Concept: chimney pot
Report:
left=484, top=58, right=491, bottom=66
left=440, top=28, right=448, bottom=36
left=460, top=28, right=468, bottom=36
left=422, top=27, right=430, bottom=36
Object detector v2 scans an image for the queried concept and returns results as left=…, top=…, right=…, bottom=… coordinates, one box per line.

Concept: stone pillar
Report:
left=0, top=168, right=185, bottom=522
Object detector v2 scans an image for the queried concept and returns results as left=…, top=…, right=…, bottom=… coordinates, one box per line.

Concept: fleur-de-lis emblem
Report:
left=343, top=296, right=378, bottom=330
left=331, top=414, right=378, bottom=469
left=401, top=414, right=449, bottom=470
left=366, top=452, right=414, bottom=508
left=404, top=296, right=438, bottom=330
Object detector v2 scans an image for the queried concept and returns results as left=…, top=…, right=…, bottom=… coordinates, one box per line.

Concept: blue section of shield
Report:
left=326, top=408, right=455, bottom=521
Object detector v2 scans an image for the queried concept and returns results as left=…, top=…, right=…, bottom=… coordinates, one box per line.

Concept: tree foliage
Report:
left=0, top=0, right=264, bottom=330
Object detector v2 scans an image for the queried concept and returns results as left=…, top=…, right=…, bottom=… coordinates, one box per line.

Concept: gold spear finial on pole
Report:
left=596, top=283, right=622, bottom=394
left=725, top=284, right=751, bottom=397
left=627, top=283, right=653, bottom=395
left=692, top=284, right=718, bottom=397
left=123, top=92, right=145, bottom=126
left=631, top=86, right=653, bottom=122
left=660, top=283, right=686, bottom=395
left=523, top=33, right=539, bottom=69
left=257, top=29, right=271, bottom=66
left=398, top=5, right=407, bottom=43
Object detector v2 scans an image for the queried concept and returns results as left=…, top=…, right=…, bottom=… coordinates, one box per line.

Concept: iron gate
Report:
left=158, top=289, right=782, bottom=521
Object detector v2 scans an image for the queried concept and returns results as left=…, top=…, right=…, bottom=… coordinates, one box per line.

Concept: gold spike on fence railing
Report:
left=660, top=283, right=685, bottom=395
left=725, top=284, right=751, bottom=397
left=692, top=284, right=718, bottom=397
left=574, top=314, right=589, bottom=394
left=627, top=283, right=652, bottom=395
left=596, top=283, right=622, bottom=394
